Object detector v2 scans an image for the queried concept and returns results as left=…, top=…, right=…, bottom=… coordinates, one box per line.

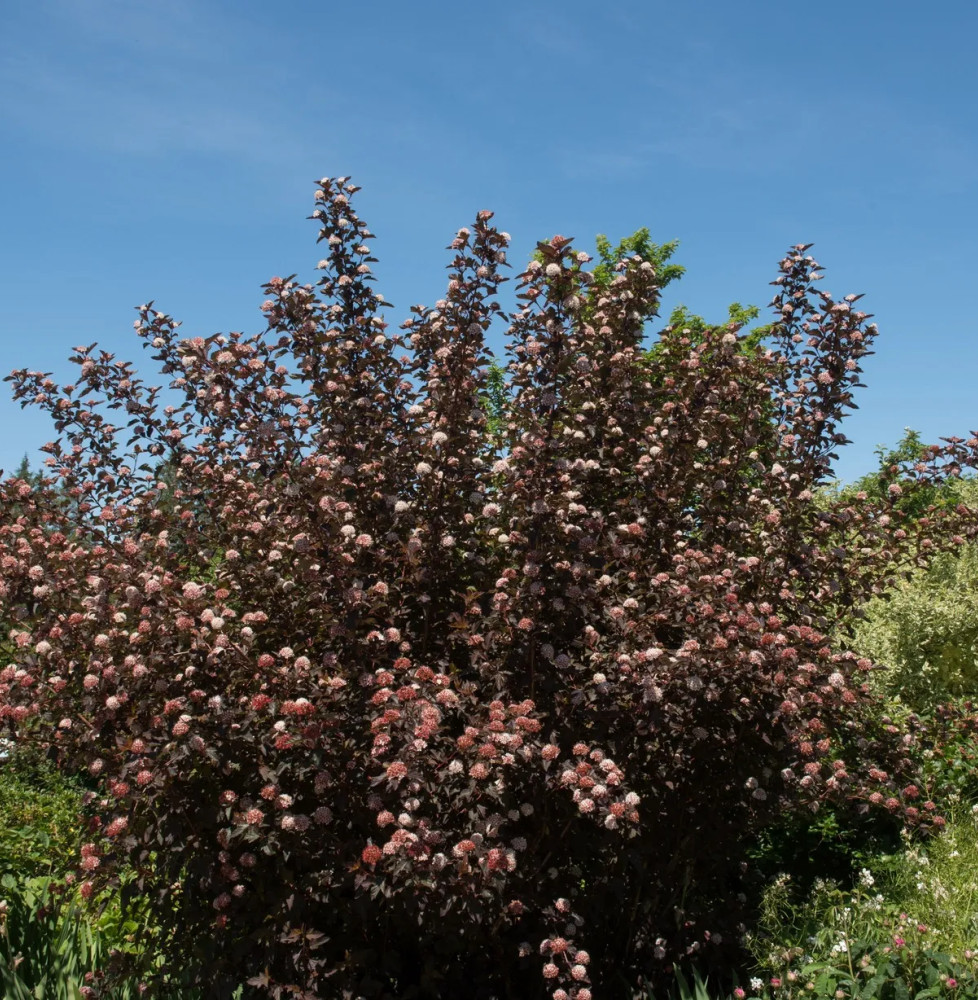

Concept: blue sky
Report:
left=1, top=0, right=975, bottom=483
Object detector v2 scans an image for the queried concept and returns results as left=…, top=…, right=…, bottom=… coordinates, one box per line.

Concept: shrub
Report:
left=0, top=743, right=87, bottom=880
left=1, top=179, right=977, bottom=998
left=0, top=874, right=106, bottom=1000
left=853, top=486, right=978, bottom=710
left=748, top=815, right=978, bottom=1000
left=747, top=796, right=905, bottom=898
left=0, top=873, right=242, bottom=999
left=885, top=699, right=978, bottom=808
left=0, top=746, right=209, bottom=997
left=828, top=430, right=973, bottom=522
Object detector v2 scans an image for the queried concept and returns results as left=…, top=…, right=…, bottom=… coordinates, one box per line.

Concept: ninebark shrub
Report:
left=1, top=178, right=977, bottom=998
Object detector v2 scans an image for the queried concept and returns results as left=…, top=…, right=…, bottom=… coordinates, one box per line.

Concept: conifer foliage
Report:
left=1, top=178, right=977, bottom=998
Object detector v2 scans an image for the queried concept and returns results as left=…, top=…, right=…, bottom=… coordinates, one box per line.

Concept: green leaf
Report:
left=857, top=973, right=885, bottom=999
left=815, top=973, right=838, bottom=995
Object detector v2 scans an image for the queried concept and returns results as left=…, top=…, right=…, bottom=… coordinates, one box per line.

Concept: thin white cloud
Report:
left=2, top=58, right=280, bottom=161
left=0, top=0, right=312, bottom=164
left=558, top=80, right=978, bottom=196
left=506, top=8, right=590, bottom=58
left=51, top=0, right=208, bottom=58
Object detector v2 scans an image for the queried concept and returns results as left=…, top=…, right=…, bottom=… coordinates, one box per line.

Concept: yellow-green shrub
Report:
left=854, top=481, right=978, bottom=709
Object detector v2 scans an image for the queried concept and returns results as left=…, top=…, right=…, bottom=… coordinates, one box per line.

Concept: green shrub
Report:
left=853, top=483, right=978, bottom=711
left=748, top=843, right=978, bottom=1000
left=0, top=747, right=222, bottom=997
left=0, top=875, right=104, bottom=1000
left=0, top=744, right=87, bottom=879
left=748, top=802, right=905, bottom=899
left=0, top=872, right=243, bottom=999
left=876, top=810, right=978, bottom=960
